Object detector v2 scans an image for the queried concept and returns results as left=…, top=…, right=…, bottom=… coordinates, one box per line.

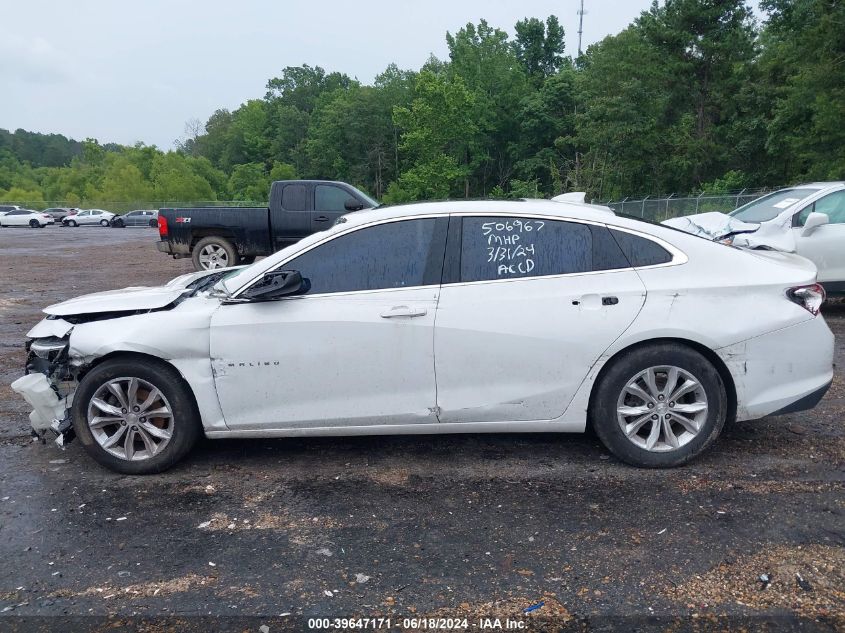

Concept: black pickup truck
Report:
left=156, top=180, right=378, bottom=270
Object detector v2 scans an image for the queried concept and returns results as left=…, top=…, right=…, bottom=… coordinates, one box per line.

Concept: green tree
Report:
left=228, top=163, right=270, bottom=201
left=389, top=71, right=479, bottom=201
left=513, top=16, right=566, bottom=82
left=760, top=0, right=845, bottom=181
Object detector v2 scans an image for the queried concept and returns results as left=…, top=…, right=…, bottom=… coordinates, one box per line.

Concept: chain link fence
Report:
left=593, top=187, right=780, bottom=222
left=6, top=188, right=781, bottom=220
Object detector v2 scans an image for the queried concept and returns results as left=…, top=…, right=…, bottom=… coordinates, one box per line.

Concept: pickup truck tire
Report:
left=72, top=356, right=202, bottom=475
left=193, top=236, right=239, bottom=271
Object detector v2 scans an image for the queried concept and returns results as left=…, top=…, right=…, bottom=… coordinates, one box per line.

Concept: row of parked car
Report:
left=0, top=205, right=158, bottom=228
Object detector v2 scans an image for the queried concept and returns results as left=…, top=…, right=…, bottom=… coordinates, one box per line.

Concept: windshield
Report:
left=729, top=188, right=818, bottom=223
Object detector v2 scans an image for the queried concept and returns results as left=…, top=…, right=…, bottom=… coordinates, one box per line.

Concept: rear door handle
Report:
left=380, top=305, right=427, bottom=318
left=315, top=215, right=330, bottom=222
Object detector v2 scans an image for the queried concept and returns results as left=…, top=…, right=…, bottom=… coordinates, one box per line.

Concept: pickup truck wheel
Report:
left=72, top=357, right=201, bottom=474
left=193, top=236, right=238, bottom=271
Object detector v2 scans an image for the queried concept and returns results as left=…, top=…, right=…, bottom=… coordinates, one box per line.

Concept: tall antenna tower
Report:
left=577, top=0, right=586, bottom=59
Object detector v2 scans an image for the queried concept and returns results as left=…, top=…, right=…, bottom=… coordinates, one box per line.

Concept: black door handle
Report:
left=315, top=216, right=330, bottom=222
left=602, top=296, right=619, bottom=306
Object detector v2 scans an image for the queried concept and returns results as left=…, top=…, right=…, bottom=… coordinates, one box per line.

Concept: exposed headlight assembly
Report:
left=30, top=337, right=70, bottom=359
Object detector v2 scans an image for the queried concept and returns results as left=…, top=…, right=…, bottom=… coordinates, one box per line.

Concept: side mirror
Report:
left=241, top=270, right=309, bottom=301
left=344, top=198, right=365, bottom=212
left=801, top=211, right=829, bottom=237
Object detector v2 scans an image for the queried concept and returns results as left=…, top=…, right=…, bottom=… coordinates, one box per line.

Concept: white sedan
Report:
left=13, top=200, right=834, bottom=474
left=62, top=209, right=115, bottom=226
left=664, top=182, right=845, bottom=294
left=0, top=209, right=54, bottom=227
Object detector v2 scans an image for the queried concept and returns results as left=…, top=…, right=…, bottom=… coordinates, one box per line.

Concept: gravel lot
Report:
left=0, top=226, right=843, bottom=631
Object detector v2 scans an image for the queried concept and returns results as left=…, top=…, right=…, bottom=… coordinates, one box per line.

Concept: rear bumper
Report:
left=768, top=379, right=832, bottom=416
left=717, top=316, right=835, bottom=420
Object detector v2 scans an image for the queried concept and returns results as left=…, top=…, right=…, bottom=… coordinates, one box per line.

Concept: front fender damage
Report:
left=13, top=296, right=223, bottom=450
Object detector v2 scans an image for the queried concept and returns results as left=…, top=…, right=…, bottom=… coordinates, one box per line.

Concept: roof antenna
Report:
left=577, top=0, right=586, bottom=59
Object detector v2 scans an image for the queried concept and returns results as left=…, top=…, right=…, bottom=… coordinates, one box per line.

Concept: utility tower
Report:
left=577, top=0, right=586, bottom=59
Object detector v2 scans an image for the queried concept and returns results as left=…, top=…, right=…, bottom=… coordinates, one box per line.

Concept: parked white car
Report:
left=663, top=182, right=845, bottom=294
left=0, top=209, right=54, bottom=227
left=13, top=200, right=834, bottom=474
left=62, top=209, right=115, bottom=226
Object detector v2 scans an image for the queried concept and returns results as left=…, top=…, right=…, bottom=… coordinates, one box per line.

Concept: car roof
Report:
left=339, top=199, right=616, bottom=229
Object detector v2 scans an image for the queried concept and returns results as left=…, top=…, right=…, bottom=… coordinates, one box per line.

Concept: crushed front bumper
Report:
left=13, top=333, right=78, bottom=446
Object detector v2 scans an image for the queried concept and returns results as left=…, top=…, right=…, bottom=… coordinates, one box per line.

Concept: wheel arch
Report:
left=587, top=337, right=737, bottom=427
left=78, top=351, right=202, bottom=418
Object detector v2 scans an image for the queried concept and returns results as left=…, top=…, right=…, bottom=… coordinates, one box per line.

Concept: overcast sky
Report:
left=0, top=0, right=728, bottom=149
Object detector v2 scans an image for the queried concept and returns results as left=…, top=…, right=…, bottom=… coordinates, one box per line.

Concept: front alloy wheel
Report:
left=87, top=377, right=174, bottom=461
left=73, top=357, right=201, bottom=474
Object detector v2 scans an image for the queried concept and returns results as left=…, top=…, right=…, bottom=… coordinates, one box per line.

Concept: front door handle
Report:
left=380, top=305, right=427, bottom=318
left=315, top=215, right=330, bottom=222
left=602, top=296, right=619, bottom=306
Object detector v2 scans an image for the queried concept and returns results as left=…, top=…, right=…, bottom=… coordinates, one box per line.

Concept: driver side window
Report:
left=282, top=218, right=447, bottom=295
left=794, top=191, right=845, bottom=226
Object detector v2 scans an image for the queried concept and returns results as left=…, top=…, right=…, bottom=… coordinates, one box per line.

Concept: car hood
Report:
left=662, top=212, right=760, bottom=240
left=43, top=268, right=242, bottom=317
left=44, top=286, right=191, bottom=317
left=662, top=211, right=796, bottom=252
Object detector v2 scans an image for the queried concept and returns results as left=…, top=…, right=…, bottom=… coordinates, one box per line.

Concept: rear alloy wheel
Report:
left=192, top=236, right=238, bottom=271
left=591, top=344, right=727, bottom=468
left=72, top=357, right=201, bottom=474
left=99, top=219, right=110, bottom=226
left=29, top=219, right=39, bottom=228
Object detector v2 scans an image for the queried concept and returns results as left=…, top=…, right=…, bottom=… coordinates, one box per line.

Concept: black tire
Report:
left=590, top=343, right=727, bottom=468
left=99, top=219, right=109, bottom=226
left=72, top=357, right=202, bottom=475
left=113, top=219, right=125, bottom=228
left=29, top=219, right=39, bottom=228
left=149, top=219, right=158, bottom=227
left=191, top=236, right=239, bottom=271
left=66, top=219, right=77, bottom=227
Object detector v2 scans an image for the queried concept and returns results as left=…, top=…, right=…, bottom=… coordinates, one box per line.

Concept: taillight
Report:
left=787, top=283, right=825, bottom=315
left=158, top=215, right=168, bottom=238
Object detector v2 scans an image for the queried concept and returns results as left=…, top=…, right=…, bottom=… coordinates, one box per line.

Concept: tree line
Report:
left=1, top=0, right=841, bottom=208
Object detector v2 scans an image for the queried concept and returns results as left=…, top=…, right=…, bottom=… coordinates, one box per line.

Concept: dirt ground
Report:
left=0, top=225, right=843, bottom=632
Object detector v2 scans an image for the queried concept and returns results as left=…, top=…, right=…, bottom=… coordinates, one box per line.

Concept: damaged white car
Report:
left=663, top=182, right=845, bottom=294
left=12, top=200, right=835, bottom=474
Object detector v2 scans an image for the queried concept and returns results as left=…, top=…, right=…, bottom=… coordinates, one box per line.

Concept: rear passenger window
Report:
left=610, top=230, right=672, bottom=266
left=459, top=217, right=630, bottom=282
left=282, top=185, right=307, bottom=212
